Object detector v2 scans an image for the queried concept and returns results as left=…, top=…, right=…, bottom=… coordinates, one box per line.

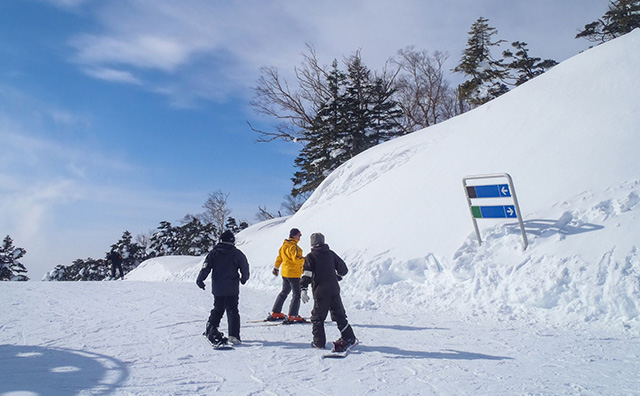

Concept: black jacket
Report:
left=196, top=242, right=250, bottom=296
left=107, top=251, right=122, bottom=266
left=301, top=244, right=348, bottom=298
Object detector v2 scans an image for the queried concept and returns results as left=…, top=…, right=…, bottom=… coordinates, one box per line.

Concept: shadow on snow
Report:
left=355, top=345, right=513, bottom=361
left=0, top=344, right=129, bottom=395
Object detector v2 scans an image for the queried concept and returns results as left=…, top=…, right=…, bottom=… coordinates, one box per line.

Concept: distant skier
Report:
left=266, top=228, right=306, bottom=324
left=196, top=230, right=250, bottom=346
left=107, top=249, right=124, bottom=280
left=300, top=232, right=357, bottom=351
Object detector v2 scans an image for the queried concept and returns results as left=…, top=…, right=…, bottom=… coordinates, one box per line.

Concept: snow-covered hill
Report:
left=131, top=30, right=640, bottom=332
left=4, top=31, right=640, bottom=396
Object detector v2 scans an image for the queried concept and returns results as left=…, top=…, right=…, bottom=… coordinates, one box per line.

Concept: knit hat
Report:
left=289, top=228, right=301, bottom=238
left=310, top=232, right=325, bottom=246
left=220, top=230, right=235, bottom=243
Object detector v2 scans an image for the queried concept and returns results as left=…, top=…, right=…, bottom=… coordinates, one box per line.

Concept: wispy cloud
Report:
left=81, top=66, right=142, bottom=84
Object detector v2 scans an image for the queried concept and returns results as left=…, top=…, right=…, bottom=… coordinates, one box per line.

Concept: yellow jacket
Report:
left=275, top=238, right=305, bottom=278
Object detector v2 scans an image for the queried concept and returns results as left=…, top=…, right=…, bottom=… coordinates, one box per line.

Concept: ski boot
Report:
left=265, top=312, right=286, bottom=321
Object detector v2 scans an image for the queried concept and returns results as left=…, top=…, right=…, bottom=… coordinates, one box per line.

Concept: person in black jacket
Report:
left=300, top=232, right=356, bottom=351
left=107, top=249, right=124, bottom=280
left=196, top=230, right=250, bottom=346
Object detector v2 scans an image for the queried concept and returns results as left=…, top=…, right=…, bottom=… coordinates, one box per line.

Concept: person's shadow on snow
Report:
left=0, top=344, right=128, bottom=395
left=356, top=345, right=512, bottom=360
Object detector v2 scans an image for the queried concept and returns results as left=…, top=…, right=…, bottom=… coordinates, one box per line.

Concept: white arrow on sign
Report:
left=501, top=186, right=509, bottom=196
left=506, top=206, right=514, bottom=216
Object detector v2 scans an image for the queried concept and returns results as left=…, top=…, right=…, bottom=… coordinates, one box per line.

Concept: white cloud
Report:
left=59, top=0, right=603, bottom=109
left=40, top=0, right=92, bottom=9
left=82, top=66, right=142, bottom=84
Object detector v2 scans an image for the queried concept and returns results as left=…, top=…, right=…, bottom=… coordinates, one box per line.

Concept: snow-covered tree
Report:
left=0, top=235, right=28, bottom=281
left=175, top=217, right=216, bottom=255
left=454, top=17, right=509, bottom=106
left=576, top=0, right=640, bottom=43
left=43, top=258, right=108, bottom=281
left=149, top=221, right=176, bottom=257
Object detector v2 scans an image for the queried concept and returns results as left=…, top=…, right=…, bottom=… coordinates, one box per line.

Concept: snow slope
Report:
left=239, top=29, right=640, bottom=331
left=2, top=30, right=640, bottom=396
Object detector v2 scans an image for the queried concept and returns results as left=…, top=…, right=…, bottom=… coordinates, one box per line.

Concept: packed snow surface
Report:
left=3, top=30, right=640, bottom=395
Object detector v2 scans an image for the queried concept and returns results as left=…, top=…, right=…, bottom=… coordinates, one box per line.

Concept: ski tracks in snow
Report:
left=1, top=282, right=639, bottom=395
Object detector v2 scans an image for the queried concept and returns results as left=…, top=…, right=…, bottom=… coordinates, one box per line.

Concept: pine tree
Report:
left=454, top=17, right=509, bottom=106
left=342, top=52, right=373, bottom=157
left=368, top=76, right=404, bottom=144
left=292, top=53, right=403, bottom=196
left=149, top=221, right=176, bottom=257
left=503, top=41, right=558, bottom=86
left=0, top=235, right=28, bottom=281
left=576, top=0, right=640, bottom=43
left=44, top=258, right=108, bottom=281
left=292, top=60, right=348, bottom=196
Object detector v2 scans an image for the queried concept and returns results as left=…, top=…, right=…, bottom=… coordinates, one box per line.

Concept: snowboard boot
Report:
left=228, top=336, right=242, bottom=345
left=206, top=328, right=228, bottom=346
left=339, top=324, right=356, bottom=344
left=266, top=312, right=286, bottom=321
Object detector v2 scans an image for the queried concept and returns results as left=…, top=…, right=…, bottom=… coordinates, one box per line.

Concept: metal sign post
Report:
left=463, top=173, right=528, bottom=250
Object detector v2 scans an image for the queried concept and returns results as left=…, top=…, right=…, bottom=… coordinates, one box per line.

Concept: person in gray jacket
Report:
left=300, top=232, right=356, bottom=351
left=196, top=230, right=250, bottom=346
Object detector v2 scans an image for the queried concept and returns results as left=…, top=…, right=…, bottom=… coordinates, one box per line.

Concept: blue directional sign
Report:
left=466, top=184, right=511, bottom=199
left=471, top=205, right=517, bottom=219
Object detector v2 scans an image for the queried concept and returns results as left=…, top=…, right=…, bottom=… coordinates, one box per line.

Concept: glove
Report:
left=196, top=280, right=206, bottom=290
left=336, top=275, right=343, bottom=281
left=240, top=279, right=247, bottom=285
left=272, top=267, right=279, bottom=276
left=301, top=289, right=310, bottom=303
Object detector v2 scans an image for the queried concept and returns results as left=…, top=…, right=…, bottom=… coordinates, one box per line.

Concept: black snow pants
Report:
left=310, top=294, right=355, bottom=348
left=110, top=262, right=123, bottom=279
left=207, top=295, right=241, bottom=339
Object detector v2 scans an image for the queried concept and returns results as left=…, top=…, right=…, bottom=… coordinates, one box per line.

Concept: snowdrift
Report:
left=130, top=31, right=640, bottom=332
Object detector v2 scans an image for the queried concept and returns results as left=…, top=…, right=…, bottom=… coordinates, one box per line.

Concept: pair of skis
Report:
left=247, top=318, right=310, bottom=326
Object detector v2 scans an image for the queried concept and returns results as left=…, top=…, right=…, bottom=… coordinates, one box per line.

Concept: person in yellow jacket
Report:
left=266, top=228, right=306, bottom=323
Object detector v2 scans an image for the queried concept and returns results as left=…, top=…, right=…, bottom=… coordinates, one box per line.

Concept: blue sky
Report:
left=0, top=0, right=606, bottom=278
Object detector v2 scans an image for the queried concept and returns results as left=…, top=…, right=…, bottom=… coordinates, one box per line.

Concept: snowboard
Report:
left=203, top=334, right=234, bottom=350
left=322, top=339, right=358, bottom=359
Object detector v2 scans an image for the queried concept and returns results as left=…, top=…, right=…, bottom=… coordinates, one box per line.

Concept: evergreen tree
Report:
left=454, top=17, right=509, bottom=106
left=368, top=76, right=404, bottom=144
left=174, top=218, right=216, bottom=255
left=292, top=54, right=403, bottom=196
left=342, top=52, right=373, bottom=157
left=0, top=235, right=28, bottom=281
left=43, top=258, right=108, bottom=281
left=576, top=0, right=640, bottom=43
left=225, top=217, right=240, bottom=234
left=503, top=41, right=558, bottom=86
left=292, top=60, right=348, bottom=196
left=149, top=221, right=176, bottom=257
